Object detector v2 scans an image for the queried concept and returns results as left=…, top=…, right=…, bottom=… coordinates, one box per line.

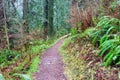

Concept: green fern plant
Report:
left=92, top=16, right=120, bottom=66
left=100, top=35, right=120, bottom=66
left=71, top=28, right=78, bottom=36
left=0, top=49, right=20, bottom=66
left=92, top=16, right=120, bottom=45
left=13, top=73, right=31, bottom=80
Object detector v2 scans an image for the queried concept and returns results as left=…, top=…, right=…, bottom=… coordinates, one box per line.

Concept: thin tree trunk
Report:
left=2, top=0, right=10, bottom=49
left=44, top=0, right=48, bottom=39
left=23, top=0, right=29, bottom=33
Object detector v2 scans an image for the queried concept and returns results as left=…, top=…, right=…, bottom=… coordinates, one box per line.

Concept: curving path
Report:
left=34, top=39, right=67, bottom=80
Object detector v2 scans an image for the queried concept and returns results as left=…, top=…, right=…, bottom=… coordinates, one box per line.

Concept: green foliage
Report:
left=56, top=28, right=69, bottom=38
left=54, top=0, right=71, bottom=28
left=29, top=45, right=41, bottom=54
left=81, top=28, right=96, bottom=39
left=0, top=49, right=20, bottom=66
left=29, top=39, right=53, bottom=53
left=13, top=74, right=31, bottom=80
left=100, top=35, right=120, bottom=66
left=92, top=16, right=120, bottom=44
left=110, top=0, right=119, bottom=10
left=0, top=38, right=56, bottom=79
left=71, top=28, right=78, bottom=36
left=59, top=37, right=96, bottom=80
left=92, top=16, right=120, bottom=66
left=0, top=74, right=5, bottom=80
left=28, top=57, right=40, bottom=73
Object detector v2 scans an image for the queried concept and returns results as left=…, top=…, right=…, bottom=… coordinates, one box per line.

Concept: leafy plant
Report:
left=93, top=16, right=120, bottom=45
left=28, top=56, right=40, bottom=73
left=81, top=27, right=96, bottom=39
left=71, top=28, right=78, bottom=36
left=0, top=49, right=20, bottom=65
left=56, top=28, right=69, bottom=38
left=92, top=16, right=120, bottom=66
left=13, top=73, right=31, bottom=80
left=100, top=35, right=120, bottom=66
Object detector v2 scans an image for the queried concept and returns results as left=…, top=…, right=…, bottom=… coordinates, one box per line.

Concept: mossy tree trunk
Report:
left=48, top=0, right=54, bottom=36
left=23, top=0, right=29, bottom=33
left=44, top=0, right=54, bottom=38
left=44, top=0, right=49, bottom=39
left=2, top=0, right=10, bottom=49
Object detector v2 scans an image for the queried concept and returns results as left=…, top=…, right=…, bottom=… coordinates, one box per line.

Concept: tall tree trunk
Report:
left=44, top=0, right=48, bottom=39
left=23, top=0, right=29, bottom=33
left=44, top=0, right=54, bottom=38
left=48, top=0, right=54, bottom=36
left=2, top=0, right=10, bottom=49
left=0, top=0, right=4, bottom=26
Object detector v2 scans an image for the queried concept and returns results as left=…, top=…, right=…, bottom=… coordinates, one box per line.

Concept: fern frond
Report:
left=100, top=35, right=108, bottom=45
left=13, top=73, right=31, bottom=80
left=106, top=26, right=116, bottom=35
left=100, top=39, right=116, bottom=56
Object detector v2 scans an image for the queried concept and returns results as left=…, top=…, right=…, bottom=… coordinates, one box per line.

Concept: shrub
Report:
left=71, top=28, right=78, bottom=36
left=93, top=16, right=120, bottom=45
left=100, top=34, right=120, bottom=66
left=55, top=28, right=69, bottom=38
left=13, top=73, right=31, bottom=80
left=92, top=16, right=120, bottom=66
left=0, top=49, right=20, bottom=66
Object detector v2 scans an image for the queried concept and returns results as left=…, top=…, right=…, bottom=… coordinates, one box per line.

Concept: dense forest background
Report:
left=0, top=0, right=71, bottom=49
left=0, top=0, right=120, bottom=80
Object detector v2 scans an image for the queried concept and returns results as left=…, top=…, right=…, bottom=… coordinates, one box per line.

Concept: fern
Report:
left=13, top=74, right=31, bottom=80
left=99, top=39, right=115, bottom=56
left=93, top=16, right=120, bottom=45
left=100, top=34, right=108, bottom=45
left=92, top=16, right=120, bottom=66
left=100, top=36, right=120, bottom=66
left=106, top=26, right=116, bottom=35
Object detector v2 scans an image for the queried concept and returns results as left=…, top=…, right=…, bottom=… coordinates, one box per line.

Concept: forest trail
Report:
left=33, top=39, right=67, bottom=80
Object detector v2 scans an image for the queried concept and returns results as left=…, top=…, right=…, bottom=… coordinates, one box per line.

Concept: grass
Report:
left=28, top=56, right=40, bottom=74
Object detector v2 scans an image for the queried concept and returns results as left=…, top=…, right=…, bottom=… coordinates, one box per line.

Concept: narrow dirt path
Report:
left=34, top=39, right=67, bottom=80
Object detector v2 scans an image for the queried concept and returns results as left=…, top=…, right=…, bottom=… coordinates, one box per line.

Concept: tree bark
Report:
left=44, top=0, right=49, bottom=39
left=44, top=0, right=54, bottom=38
left=23, top=0, right=29, bottom=33
left=48, top=0, right=54, bottom=36
left=2, top=0, right=10, bottom=49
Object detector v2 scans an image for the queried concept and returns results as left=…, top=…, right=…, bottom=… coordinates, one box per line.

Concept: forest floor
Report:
left=33, top=39, right=67, bottom=80
left=60, top=36, right=119, bottom=80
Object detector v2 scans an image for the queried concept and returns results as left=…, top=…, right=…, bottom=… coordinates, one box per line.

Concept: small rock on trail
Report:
left=34, top=40, right=67, bottom=80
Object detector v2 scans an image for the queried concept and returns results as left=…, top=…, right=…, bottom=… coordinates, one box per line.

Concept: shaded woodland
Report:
left=0, top=0, right=120, bottom=80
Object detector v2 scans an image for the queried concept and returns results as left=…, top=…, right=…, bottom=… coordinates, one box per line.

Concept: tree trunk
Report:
left=44, top=0, right=54, bottom=38
left=2, top=0, right=10, bottom=49
left=44, top=0, right=49, bottom=39
left=23, top=0, right=29, bottom=33
left=48, top=0, right=54, bottom=36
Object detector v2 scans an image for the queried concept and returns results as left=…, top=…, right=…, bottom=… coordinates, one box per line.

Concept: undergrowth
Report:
left=59, top=36, right=95, bottom=80
left=0, top=38, right=56, bottom=80
left=60, top=33, right=119, bottom=80
left=92, top=16, right=120, bottom=67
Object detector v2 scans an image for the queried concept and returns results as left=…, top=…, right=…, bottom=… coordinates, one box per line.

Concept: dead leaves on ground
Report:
left=61, top=38, right=119, bottom=80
